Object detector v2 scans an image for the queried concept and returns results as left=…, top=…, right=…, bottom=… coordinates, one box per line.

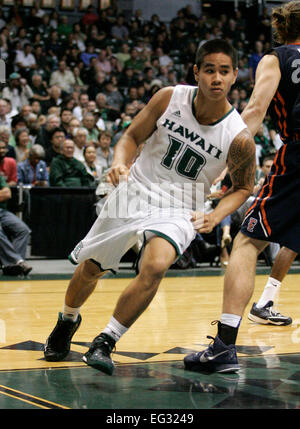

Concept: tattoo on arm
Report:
left=226, top=128, right=256, bottom=193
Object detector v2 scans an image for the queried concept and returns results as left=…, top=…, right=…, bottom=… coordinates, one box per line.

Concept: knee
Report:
left=234, top=232, right=267, bottom=254
left=16, top=222, right=31, bottom=238
left=81, top=259, right=104, bottom=280
left=139, top=258, right=169, bottom=285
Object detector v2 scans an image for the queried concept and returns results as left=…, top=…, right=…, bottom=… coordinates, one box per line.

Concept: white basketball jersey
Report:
left=130, top=84, right=247, bottom=209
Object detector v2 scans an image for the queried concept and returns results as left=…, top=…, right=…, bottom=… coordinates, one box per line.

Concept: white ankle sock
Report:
left=221, top=313, right=241, bottom=328
left=103, top=316, right=128, bottom=342
left=63, top=304, right=81, bottom=322
left=256, top=277, right=281, bottom=308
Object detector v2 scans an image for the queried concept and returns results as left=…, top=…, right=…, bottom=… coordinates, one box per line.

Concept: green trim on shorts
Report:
left=68, top=253, right=116, bottom=274
left=68, top=254, right=77, bottom=265
left=146, top=229, right=182, bottom=257
left=134, top=229, right=181, bottom=275
left=90, top=259, right=117, bottom=275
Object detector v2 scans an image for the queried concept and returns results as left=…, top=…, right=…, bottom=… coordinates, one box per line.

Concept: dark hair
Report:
left=60, top=108, right=72, bottom=115
left=49, top=127, right=66, bottom=139
left=195, top=39, right=238, bottom=69
left=262, top=154, right=275, bottom=164
left=83, top=145, right=96, bottom=156
left=11, top=115, right=26, bottom=128
left=15, top=127, right=29, bottom=145
left=99, top=130, right=112, bottom=139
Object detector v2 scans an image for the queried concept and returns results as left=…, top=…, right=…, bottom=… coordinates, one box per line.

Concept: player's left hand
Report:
left=190, top=211, right=216, bottom=234
left=107, top=164, right=130, bottom=186
left=206, top=190, right=224, bottom=200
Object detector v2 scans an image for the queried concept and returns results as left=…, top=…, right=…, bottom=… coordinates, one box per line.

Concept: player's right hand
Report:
left=107, top=164, right=130, bottom=186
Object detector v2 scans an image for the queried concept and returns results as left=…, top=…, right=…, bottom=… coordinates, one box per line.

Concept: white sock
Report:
left=221, top=313, right=241, bottom=328
left=256, top=276, right=281, bottom=308
left=103, top=316, right=128, bottom=342
left=63, top=304, right=81, bottom=322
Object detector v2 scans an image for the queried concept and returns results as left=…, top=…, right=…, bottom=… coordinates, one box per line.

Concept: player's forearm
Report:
left=211, top=188, right=251, bottom=226
left=241, top=104, right=266, bottom=137
left=112, top=133, right=139, bottom=168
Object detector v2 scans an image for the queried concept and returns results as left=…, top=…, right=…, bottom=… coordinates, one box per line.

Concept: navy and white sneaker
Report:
left=184, top=335, right=240, bottom=373
left=248, top=301, right=292, bottom=326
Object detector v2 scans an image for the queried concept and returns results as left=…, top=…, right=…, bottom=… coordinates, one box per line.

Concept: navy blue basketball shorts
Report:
left=241, top=141, right=300, bottom=254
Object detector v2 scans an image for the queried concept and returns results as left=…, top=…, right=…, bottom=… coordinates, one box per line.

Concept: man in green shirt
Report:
left=49, top=139, right=94, bottom=187
left=124, top=47, right=145, bottom=74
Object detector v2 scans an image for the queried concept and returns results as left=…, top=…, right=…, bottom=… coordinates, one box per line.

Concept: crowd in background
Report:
left=0, top=0, right=284, bottom=268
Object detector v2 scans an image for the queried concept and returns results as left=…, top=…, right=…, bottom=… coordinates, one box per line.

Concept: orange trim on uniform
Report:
left=274, top=104, right=282, bottom=120
left=274, top=91, right=289, bottom=138
left=244, top=173, right=271, bottom=217
left=260, top=145, right=287, bottom=235
left=260, top=151, right=280, bottom=235
left=280, top=143, right=287, bottom=175
left=276, top=92, right=287, bottom=117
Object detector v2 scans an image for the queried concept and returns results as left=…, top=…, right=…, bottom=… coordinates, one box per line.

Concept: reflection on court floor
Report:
left=0, top=272, right=300, bottom=409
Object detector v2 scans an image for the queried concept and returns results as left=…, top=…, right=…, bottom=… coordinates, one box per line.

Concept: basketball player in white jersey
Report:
left=44, top=39, right=256, bottom=375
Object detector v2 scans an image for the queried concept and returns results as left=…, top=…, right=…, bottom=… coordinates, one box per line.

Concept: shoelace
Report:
left=92, top=336, right=116, bottom=356
left=267, top=306, right=285, bottom=317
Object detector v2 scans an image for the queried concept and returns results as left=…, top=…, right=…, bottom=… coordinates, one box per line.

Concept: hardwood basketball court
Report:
left=0, top=264, right=300, bottom=409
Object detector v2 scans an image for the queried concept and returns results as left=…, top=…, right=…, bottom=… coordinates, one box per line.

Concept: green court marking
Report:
left=0, top=355, right=300, bottom=409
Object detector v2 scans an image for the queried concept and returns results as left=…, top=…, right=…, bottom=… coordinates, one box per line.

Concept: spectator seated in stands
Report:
left=253, top=154, right=275, bottom=195
left=49, top=138, right=94, bottom=187
left=49, top=60, right=76, bottom=95
left=36, top=113, right=61, bottom=149
left=68, top=117, right=81, bottom=138
left=111, top=14, right=129, bottom=41
left=95, top=93, right=120, bottom=123
left=14, top=128, right=32, bottom=164
left=0, top=126, right=16, bottom=159
left=254, top=123, right=275, bottom=167
left=7, top=115, right=27, bottom=149
left=15, top=43, right=37, bottom=82
left=0, top=98, right=12, bottom=129
left=80, top=42, right=98, bottom=67
left=17, top=144, right=49, bottom=187
left=124, top=47, right=145, bottom=74
left=95, top=48, right=112, bottom=76
left=2, top=73, right=33, bottom=114
left=73, top=127, right=89, bottom=163
left=115, top=43, right=131, bottom=70
left=111, top=114, right=132, bottom=146
left=87, top=70, right=106, bottom=101
left=95, top=130, right=114, bottom=174
left=82, top=112, right=100, bottom=145
left=85, top=101, right=105, bottom=132
left=83, top=145, right=103, bottom=186
left=102, top=79, right=124, bottom=115
left=0, top=140, right=17, bottom=186
left=30, top=74, right=51, bottom=114
left=0, top=175, right=32, bottom=276
left=43, top=85, right=63, bottom=111
left=72, top=92, right=89, bottom=122
left=44, top=127, right=66, bottom=166
left=60, top=108, right=73, bottom=136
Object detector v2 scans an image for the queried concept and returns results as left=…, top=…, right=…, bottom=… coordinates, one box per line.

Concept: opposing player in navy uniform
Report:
left=44, top=39, right=256, bottom=375
left=184, top=0, right=300, bottom=373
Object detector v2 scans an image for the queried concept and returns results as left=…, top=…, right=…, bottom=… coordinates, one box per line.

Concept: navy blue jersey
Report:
left=268, top=44, right=300, bottom=142
left=240, top=44, right=300, bottom=252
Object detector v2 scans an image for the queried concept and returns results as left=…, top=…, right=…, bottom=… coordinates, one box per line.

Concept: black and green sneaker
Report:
left=44, top=312, right=82, bottom=361
left=82, top=333, right=116, bottom=375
